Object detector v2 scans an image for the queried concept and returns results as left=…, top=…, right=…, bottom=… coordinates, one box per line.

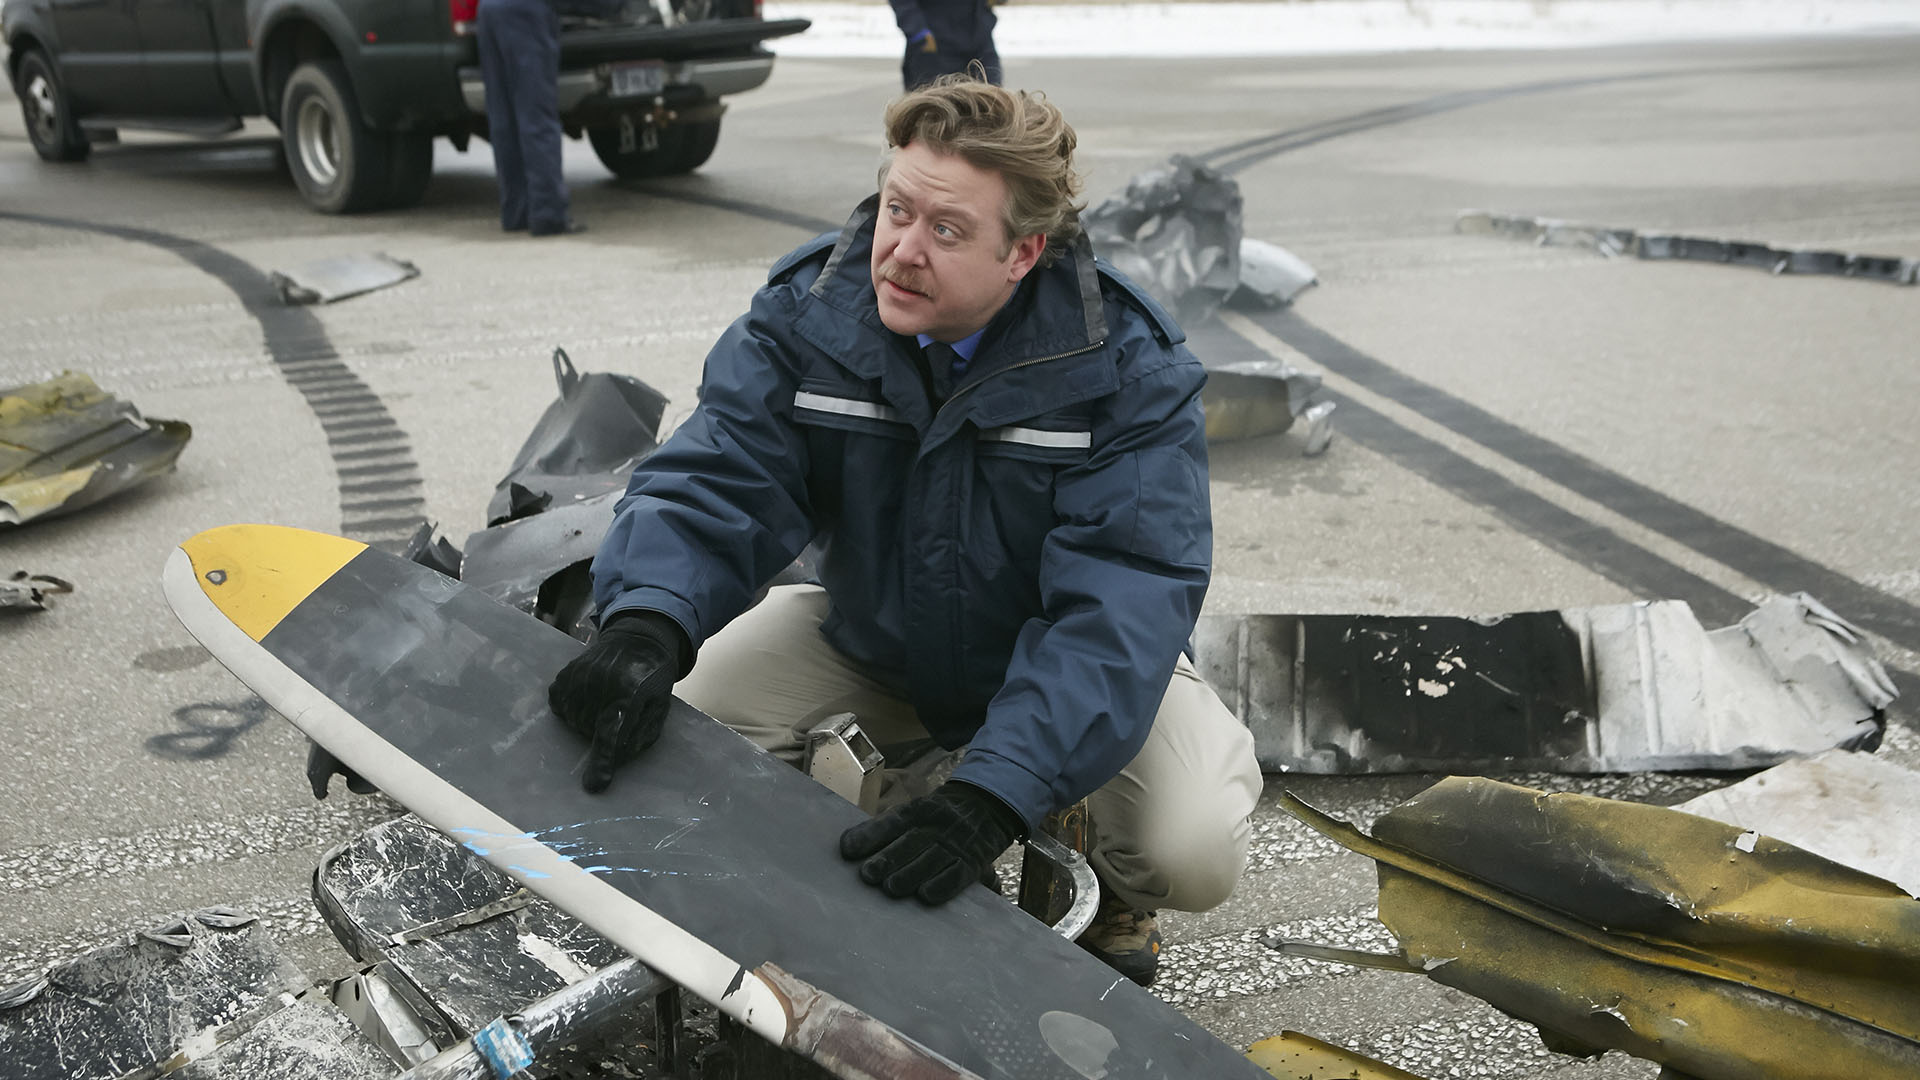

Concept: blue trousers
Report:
left=478, top=0, right=570, bottom=232
left=902, top=40, right=1001, bottom=90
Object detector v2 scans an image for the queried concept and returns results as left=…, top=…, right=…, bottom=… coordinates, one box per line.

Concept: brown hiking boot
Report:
left=1076, top=893, right=1162, bottom=987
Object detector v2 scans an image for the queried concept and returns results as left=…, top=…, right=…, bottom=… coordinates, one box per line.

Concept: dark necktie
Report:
left=922, top=341, right=966, bottom=402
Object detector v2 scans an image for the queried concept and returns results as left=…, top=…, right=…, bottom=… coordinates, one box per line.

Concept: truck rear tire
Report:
left=587, top=117, right=720, bottom=179
left=281, top=59, right=393, bottom=214
left=14, top=51, right=90, bottom=163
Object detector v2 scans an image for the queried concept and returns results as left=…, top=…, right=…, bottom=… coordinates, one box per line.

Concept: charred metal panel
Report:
left=484, top=349, right=666, bottom=527
left=171, top=995, right=398, bottom=1079
left=1195, top=609, right=1594, bottom=772
left=315, top=817, right=688, bottom=1078
left=1285, top=780, right=1920, bottom=1079
left=316, top=815, right=630, bottom=1034
left=398, top=958, right=671, bottom=1080
left=1195, top=594, right=1890, bottom=774
left=462, top=490, right=619, bottom=613
left=1084, top=154, right=1245, bottom=326
left=1678, top=749, right=1920, bottom=897
left=0, top=908, right=307, bottom=1080
left=269, top=252, right=421, bottom=305
left=1458, top=210, right=1919, bottom=284
left=0, top=371, right=191, bottom=527
left=401, top=521, right=466, bottom=580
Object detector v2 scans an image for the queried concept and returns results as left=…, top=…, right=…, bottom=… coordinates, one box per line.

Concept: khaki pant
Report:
left=673, top=586, right=1262, bottom=913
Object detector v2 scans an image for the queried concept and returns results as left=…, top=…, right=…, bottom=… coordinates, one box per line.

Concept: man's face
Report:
left=871, top=141, right=1047, bottom=343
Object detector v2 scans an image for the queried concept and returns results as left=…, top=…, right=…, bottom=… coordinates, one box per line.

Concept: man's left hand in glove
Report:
left=839, top=781, right=1025, bottom=904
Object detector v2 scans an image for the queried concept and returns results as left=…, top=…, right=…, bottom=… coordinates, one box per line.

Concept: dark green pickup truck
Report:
left=2, top=0, right=809, bottom=212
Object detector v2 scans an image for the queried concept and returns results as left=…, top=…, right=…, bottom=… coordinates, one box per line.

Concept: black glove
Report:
left=547, top=610, right=690, bottom=793
left=839, top=781, right=1026, bottom=905
left=306, top=742, right=377, bottom=799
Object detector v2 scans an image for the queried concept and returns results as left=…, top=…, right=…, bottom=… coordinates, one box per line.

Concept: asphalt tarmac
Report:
left=3, top=33, right=1917, bottom=1078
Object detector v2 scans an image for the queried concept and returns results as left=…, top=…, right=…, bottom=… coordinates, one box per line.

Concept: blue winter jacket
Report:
left=591, top=196, right=1213, bottom=830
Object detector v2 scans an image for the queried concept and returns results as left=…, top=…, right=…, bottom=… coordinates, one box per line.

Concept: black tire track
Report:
left=0, top=211, right=427, bottom=548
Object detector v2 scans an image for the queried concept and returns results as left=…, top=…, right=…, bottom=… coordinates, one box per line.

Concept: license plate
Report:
left=609, top=62, right=666, bottom=98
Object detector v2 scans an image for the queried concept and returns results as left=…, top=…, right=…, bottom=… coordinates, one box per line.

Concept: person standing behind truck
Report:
left=888, top=0, right=1002, bottom=89
left=477, top=0, right=584, bottom=236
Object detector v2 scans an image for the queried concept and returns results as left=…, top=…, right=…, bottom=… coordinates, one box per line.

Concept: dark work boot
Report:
left=1076, top=889, right=1162, bottom=988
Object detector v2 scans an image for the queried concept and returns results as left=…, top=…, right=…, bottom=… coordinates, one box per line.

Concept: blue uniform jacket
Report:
left=592, top=196, right=1213, bottom=830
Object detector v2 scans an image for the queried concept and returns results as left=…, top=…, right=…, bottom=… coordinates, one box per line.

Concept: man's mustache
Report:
left=877, top=264, right=931, bottom=298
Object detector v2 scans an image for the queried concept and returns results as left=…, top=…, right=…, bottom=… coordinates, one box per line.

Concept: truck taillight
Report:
left=752, top=0, right=762, bottom=16
left=449, top=0, right=478, bottom=35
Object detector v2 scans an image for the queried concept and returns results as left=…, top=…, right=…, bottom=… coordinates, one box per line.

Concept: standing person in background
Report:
left=889, top=0, right=1002, bottom=89
left=477, top=0, right=584, bottom=236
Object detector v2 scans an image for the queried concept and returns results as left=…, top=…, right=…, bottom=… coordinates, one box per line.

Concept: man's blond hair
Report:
left=879, top=75, right=1085, bottom=268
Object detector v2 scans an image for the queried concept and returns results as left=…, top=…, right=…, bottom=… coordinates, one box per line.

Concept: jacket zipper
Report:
left=920, top=336, right=1106, bottom=720
left=933, top=338, right=1106, bottom=426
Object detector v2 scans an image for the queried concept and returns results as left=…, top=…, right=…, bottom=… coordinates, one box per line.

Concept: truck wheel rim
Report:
left=296, top=97, right=341, bottom=187
left=25, top=73, right=58, bottom=145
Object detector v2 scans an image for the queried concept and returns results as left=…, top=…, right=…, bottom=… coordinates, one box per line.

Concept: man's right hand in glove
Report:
left=547, top=610, right=691, bottom=793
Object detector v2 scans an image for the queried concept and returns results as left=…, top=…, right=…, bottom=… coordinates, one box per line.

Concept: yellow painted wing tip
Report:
left=178, top=525, right=367, bottom=641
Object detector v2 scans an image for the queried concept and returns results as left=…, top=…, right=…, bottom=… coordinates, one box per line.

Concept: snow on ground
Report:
left=763, top=0, right=1920, bottom=58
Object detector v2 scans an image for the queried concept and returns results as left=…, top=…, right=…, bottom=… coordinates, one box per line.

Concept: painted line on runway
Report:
left=1199, top=317, right=1761, bottom=627
left=1245, top=307, right=1920, bottom=655
left=0, top=211, right=427, bottom=549
left=1214, top=312, right=1776, bottom=611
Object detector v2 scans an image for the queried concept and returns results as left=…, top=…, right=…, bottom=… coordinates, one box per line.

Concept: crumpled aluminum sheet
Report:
left=484, top=348, right=665, bottom=527
left=1202, top=358, right=1335, bottom=452
left=1457, top=210, right=1920, bottom=284
left=1195, top=592, right=1893, bottom=774
left=1229, top=238, right=1318, bottom=308
left=1, top=571, right=74, bottom=612
left=269, top=252, right=421, bottom=305
left=1084, top=154, right=1245, bottom=327
left=0, top=907, right=310, bottom=1080
left=0, top=371, right=192, bottom=527
left=1678, top=748, right=1920, bottom=898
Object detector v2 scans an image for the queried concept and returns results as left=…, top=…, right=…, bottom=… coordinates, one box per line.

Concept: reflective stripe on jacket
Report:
left=592, top=195, right=1212, bottom=829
